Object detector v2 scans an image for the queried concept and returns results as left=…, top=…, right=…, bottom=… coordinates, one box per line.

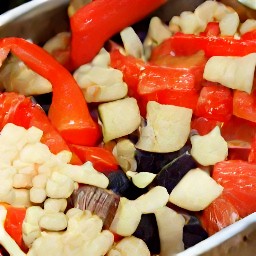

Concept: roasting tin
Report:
left=0, top=0, right=256, bottom=255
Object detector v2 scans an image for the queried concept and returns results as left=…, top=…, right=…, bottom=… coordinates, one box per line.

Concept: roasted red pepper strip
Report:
left=0, top=92, right=82, bottom=165
left=70, top=0, right=166, bottom=69
left=0, top=38, right=101, bottom=146
left=151, top=32, right=256, bottom=59
left=69, top=144, right=118, bottom=173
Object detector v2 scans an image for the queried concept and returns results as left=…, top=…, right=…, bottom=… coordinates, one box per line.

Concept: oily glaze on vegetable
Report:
left=0, top=0, right=256, bottom=255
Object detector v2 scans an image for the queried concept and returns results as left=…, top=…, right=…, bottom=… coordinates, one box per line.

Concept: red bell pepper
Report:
left=68, top=144, right=118, bottom=173
left=212, top=160, right=256, bottom=218
left=2, top=204, right=27, bottom=252
left=191, top=117, right=221, bottom=136
left=199, top=22, right=220, bottom=37
left=0, top=38, right=101, bottom=146
left=69, top=0, right=166, bottom=69
left=194, top=84, right=233, bottom=122
left=249, top=135, right=256, bottom=163
left=137, top=65, right=201, bottom=113
left=0, top=92, right=82, bottom=165
left=233, top=89, right=256, bottom=123
left=150, top=32, right=256, bottom=60
left=241, top=29, right=256, bottom=40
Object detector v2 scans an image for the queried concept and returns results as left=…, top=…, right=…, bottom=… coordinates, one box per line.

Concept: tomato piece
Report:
left=233, top=89, right=256, bottom=123
left=199, top=22, right=220, bottom=36
left=191, top=117, right=221, bottom=136
left=3, top=204, right=27, bottom=251
left=110, top=49, right=145, bottom=98
left=194, top=84, right=233, bottom=122
left=241, top=29, right=256, bottom=40
left=68, top=144, right=118, bottom=173
left=200, top=193, right=240, bottom=236
left=212, top=160, right=256, bottom=218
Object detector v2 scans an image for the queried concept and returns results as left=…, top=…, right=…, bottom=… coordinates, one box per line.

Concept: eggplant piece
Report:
left=154, top=146, right=197, bottom=193
left=107, top=169, right=148, bottom=199
left=71, top=185, right=120, bottom=228
left=133, top=213, right=160, bottom=254
left=135, top=145, right=191, bottom=174
left=183, top=215, right=208, bottom=249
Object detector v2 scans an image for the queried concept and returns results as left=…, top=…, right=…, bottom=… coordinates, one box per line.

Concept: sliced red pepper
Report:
left=137, top=65, right=201, bottom=114
left=151, top=32, right=256, bottom=59
left=199, top=22, right=220, bottom=37
left=68, top=144, right=118, bottom=173
left=2, top=204, right=27, bottom=252
left=233, top=89, right=256, bottom=123
left=249, top=135, right=256, bottom=163
left=110, top=49, right=145, bottom=99
left=0, top=38, right=101, bottom=146
left=212, top=160, right=256, bottom=218
left=241, top=29, right=256, bottom=40
left=70, top=0, right=166, bottom=69
left=0, top=92, right=82, bottom=165
left=191, top=117, right=221, bottom=136
left=194, top=84, right=233, bottom=122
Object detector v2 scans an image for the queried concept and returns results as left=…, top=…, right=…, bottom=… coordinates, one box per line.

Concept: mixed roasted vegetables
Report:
left=0, top=0, right=256, bottom=255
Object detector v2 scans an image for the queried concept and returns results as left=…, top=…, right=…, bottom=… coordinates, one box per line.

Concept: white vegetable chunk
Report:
left=99, top=97, right=141, bottom=142
left=131, top=172, right=156, bottom=188
left=191, top=126, right=228, bottom=166
left=169, top=168, right=223, bottom=211
left=136, top=101, right=192, bottom=153
left=110, top=198, right=141, bottom=236
left=240, top=19, right=256, bottom=35
left=120, top=27, right=144, bottom=58
left=154, top=206, right=185, bottom=256
left=135, top=186, right=169, bottom=213
left=107, top=236, right=150, bottom=256
left=203, top=53, right=256, bottom=94
left=219, top=12, right=240, bottom=36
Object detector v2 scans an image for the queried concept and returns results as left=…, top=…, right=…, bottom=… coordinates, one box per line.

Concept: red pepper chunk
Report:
left=194, top=84, right=233, bottom=122
left=0, top=38, right=101, bottom=146
left=151, top=32, right=256, bottom=59
left=212, top=160, right=256, bottom=218
left=233, top=89, right=256, bottom=123
left=68, top=144, right=118, bottom=173
left=70, top=0, right=166, bottom=69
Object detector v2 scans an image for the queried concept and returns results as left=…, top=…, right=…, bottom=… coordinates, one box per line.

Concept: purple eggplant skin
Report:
left=154, top=146, right=197, bottom=193
left=183, top=215, right=209, bottom=249
left=133, top=214, right=160, bottom=254
left=135, top=145, right=192, bottom=174
left=107, top=169, right=148, bottom=200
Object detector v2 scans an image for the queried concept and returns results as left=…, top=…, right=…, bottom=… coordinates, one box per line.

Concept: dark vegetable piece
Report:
left=71, top=185, right=120, bottom=228
left=107, top=169, right=148, bottom=200
left=183, top=215, right=208, bottom=249
left=133, top=214, right=160, bottom=254
left=135, top=145, right=191, bottom=174
left=154, top=146, right=197, bottom=193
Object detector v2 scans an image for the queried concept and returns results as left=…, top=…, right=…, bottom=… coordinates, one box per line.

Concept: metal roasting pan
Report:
left=0, top=0, right=256, bottom=255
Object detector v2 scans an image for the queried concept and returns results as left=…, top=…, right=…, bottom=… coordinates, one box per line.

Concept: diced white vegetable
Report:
left=46, top=172, right=74, bottom=199
left=154, top=207, right=185, bottom=256
left=136, top=101, right=192, bottom=153
left=107, top=236, right=150, bottom=256
left=146, top=16, right=172, bottom=45
left=99, top=97, right=141, bottom=142
left=203, top=53, right=256, bottom=94
left=13, top=173, right=32, bottom=188
left=238, top=0, right=256, bottom=9
left=26, top=126, right=43, bottom=144
left=91, top=48, right=110, bottom=67
left=120, top=27, right=144, bottom=58
left=240, top=19, right=256, bottom=35
left=131, top=172, right=156, bottom=188
left=32, top=174, right=48, bottom=189
left=135, top=186, right=169, bottom=213
left=44, top=198, right=67, bottom=213
left=219, top=12, right=239, bottom=36
left=191, top=126, right=228, bottom=166
left=39, top=212, right=68, bottom=231
left=30, top=187, right=47, bottom=204
left=110, top=198, right=141, bottom=236
left=113, top=139, right=137, bottom=173
left=59, top=162, right=109, bottom=188
left=169, top=168, right=223, bottom=211
left=179, top=11, right=204, bottom=34
left=0, top=206, right=26, bottom=256
left=12, top=188, right=31, bottom=207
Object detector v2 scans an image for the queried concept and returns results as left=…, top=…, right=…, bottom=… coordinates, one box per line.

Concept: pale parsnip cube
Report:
left=39, top=212, right=68, bottom=231
left=30, top=187, right=47, bottom=204
left=169, top=168, right=223, bottom=211
left=44, top=198, right=67, bottom=213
